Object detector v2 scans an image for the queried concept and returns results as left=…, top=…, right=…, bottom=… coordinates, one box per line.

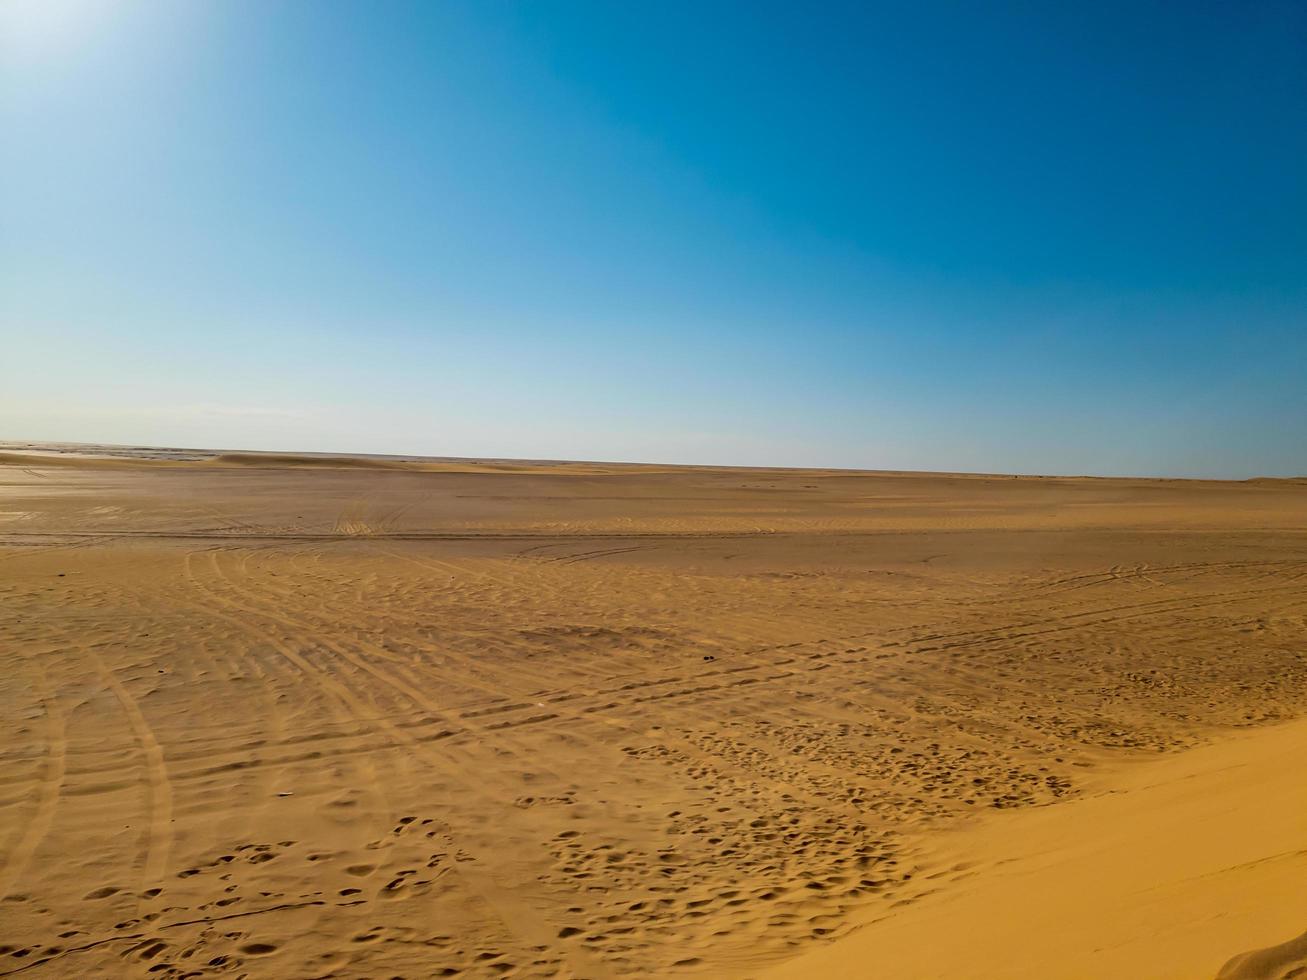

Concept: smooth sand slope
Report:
left=766, top=713, right=1307, bottom=980
left=1, top=445, right=1305, bottom=978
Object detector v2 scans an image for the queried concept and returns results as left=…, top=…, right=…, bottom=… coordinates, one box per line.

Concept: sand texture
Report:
left=1, top=445, right=1305, bottom=978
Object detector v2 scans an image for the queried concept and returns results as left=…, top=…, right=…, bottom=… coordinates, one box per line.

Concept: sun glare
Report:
left=0, top=0, right=111, bottom=60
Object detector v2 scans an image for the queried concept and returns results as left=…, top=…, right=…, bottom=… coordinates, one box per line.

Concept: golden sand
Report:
left=1, top=447, right=1304, bottom=977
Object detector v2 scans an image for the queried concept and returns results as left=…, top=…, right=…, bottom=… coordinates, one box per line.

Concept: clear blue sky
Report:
left=3, top=1, right=1304, bottom=476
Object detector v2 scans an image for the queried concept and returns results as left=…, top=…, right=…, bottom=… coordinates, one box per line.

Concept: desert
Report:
left=6, top=1, right=1304, bottom=976
left=2, top=444, right=1305, bottom=978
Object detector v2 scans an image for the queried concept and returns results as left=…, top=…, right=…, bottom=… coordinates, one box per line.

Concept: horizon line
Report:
left=3, top=439, right=1303, bottom=486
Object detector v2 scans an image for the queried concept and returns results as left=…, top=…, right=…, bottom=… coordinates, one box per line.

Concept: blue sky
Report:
left=2, top=1, right=1304, bottom=476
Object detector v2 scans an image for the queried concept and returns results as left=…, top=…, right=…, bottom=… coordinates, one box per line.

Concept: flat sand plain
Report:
left=1, top=445, right=1305, bottom=978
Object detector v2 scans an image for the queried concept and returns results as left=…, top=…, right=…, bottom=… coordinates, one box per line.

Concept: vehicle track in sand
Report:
left=182, top=548, right=610, bottom=978
left=0, top=664, right=67, bottom=902
left=84, top=646, right=174, bottom=904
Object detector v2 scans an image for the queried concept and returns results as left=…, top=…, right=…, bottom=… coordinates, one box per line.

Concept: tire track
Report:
left=0, top=665, right=67, bottom=901
left=203, top=548, right=901, bottom=831
left=183, top=548, right=609, bottom=978
left=180, top=547, right=398, bottom=811
left=86, top=647, right=173, bottom=898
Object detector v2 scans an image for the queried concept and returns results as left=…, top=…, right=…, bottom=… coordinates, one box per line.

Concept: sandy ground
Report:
left=1, top=445, right=1305, bottom=978
left=766, top=714, right=1307, bottom=980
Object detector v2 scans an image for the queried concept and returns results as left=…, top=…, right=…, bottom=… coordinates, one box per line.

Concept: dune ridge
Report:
left=1218, top=929, right=1307, bottom=980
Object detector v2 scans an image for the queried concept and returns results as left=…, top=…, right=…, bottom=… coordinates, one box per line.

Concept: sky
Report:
left=2, top=0, right=1304, bottom=477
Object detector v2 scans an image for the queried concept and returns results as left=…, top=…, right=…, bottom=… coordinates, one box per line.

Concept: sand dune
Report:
left=2, top=445, right=1305, bottom=977
left=1219, top=929, right=1307, bottom=980
left=212, top=452, right=418, bottom=469
left=765, top=714, right=1307, bottom=979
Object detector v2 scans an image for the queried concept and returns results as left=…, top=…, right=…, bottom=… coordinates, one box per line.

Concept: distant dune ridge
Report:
left=4, top=441, right=1305, bottom=481
left=1, top=441, right=1305, bottom=978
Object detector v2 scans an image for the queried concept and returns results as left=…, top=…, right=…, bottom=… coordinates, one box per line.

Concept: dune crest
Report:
left=1218, top=929, right=1307, bottom=980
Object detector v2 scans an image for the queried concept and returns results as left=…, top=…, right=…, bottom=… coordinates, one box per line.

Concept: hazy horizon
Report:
left=4, top=1, right=1305, bottom=479
left=7, top=436, right=1307, bottom=483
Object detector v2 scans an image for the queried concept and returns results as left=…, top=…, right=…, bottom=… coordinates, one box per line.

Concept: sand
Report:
left=1, top=444, right=1305, bottom=978
left=766, top=714, right=1307, bottom=979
